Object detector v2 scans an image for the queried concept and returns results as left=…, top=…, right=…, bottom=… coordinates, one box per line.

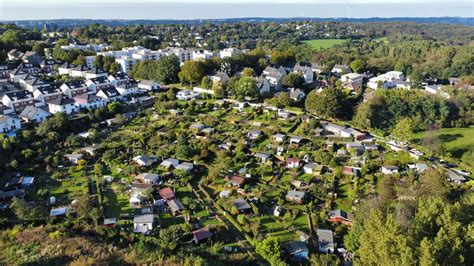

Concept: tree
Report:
left=73, top=54, right=86, bottom=65
left=94, top=163, right=106, bottom=176
left=305, top=88, right=344, bottom=119
left=93, top=54, right=105, bottom=68
left=255, top=236, right=284, bottom=265
left=392, top=118, right=413, bottom=141
left=282, top=72, right=304, bottom=88
left=201, top=76, right=213, bottom=89
left=242, top=67, right=256, bottom=77
left=422, top=133, right=446, bottom=157
left=212, top=80, right=226, bottom=99
left=350, top=59, right=368, bottom=74
left=109, top=62, right=121, bottom=73
left=32, top=42, right=48, bottom=56
left=234, top=76, right=259, bottom=101
left=179, top=60, right=206, bottom=85
left=266, top=92, right=293, bottom=108
left=156, top=55, right=180, bottom=84
left=357, top=210, right=414, bottom=265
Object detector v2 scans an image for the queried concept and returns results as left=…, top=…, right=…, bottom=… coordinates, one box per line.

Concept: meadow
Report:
left=302, top=39, right=347, bottom=49
left=411, top=126, right=474, bottom=169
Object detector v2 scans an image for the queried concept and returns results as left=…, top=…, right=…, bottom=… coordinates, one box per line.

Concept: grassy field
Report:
left=411, top=126, right=474, bottom=169
left=302, top=39, right=347, bottom=49
left=373, top=37, right=389, bottom=44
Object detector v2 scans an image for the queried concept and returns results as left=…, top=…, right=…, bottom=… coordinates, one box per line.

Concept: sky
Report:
left=0, top=0, right=473, bottom=20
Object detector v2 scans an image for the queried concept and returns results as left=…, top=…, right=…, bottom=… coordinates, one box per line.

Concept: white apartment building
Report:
left=219, top=48, right=240, bottom=58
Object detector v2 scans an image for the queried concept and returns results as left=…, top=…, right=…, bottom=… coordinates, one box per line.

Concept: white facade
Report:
left=219, top=48, right=240, bottom=58
left=0, top=115, right=21, bottom=133
left=138, top=80, right=160, bottom=91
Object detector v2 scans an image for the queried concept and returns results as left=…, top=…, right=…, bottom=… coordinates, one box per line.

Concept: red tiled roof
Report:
left=159, top=187, right=175, bottom=200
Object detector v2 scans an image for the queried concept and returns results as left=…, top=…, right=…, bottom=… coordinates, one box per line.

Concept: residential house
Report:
left=303, top=163, right=324, bottom=175
left=60, top=80, right=88, bottom=98
left=286, top=190, right=306, bottom=204
left=73, top=93, right=106, bottom=110
left=176, top=90, right=200, bottom=101
left=331, top=64, right=351, bottom=76
left=290, top=136, right=304, bottom=145
left=50, top=207, right=70, bottom=217
left=317, top=229, right=335, bottom=253
left=160, top=158, right=180, bottom=169
left=262, top=66, right=286, bottom=91
left=346, top=142, right=364, bottom=153
left=85, top=76, right=111, bottom=94
left=2, top=90, right=38, bottom=113
left=159, top=187, right=175, bottom=201
left=255, top=153, right=270, bottom=164
left=108, top=72, right=132, bottom=87
left=136, top=173, right=159, bottom=185
left=278, top=109, right=290, bottom=119
left=40, top=59, right=62, bottom=73
left=33, top=84, right=63, bottom=105
left=58, top=62, right=76, bottom=76
left=19, top=106, right=51, bottom=123
left=0, top=115, right=21, bottom=133
left=219, top=48, right=240, bottom=58
left=247, top=129, right=262, bottom=140
left=96, top=86, right=122, bottom=101
left=116, top=82, right=139, bottom=96
left=293, top=63, right=314, bottom=83
left=286, top=158, right=301, bottom=169
left=368, top=71, right=405, bottom=89
left=340, top=73, right=364, bottom=90
left=273, top=133, right=286, bottom=143
left=7, top=49, right=24, bottom=61
left=274, top=206, right=283, bottom=217
left=192, top=49, right=214, bottom=60
left=175, top=162, right=194, bottom=173
left=289, top=88, right=306, bottom=102
left=133, top=214, right=154, bottom=234
left=363, top=143, right=379, bottom=151
left=64, top=153, right=83, bottom=165
left=424, top=84, right=450, bottom=98
left=226, top=175, right=245, bottom=187
left=132, top=155, right=157, bottom=167
left=193, top=228, right=213, bottom=244
left=255, top=77, right=271, bottom=94
left=48, top=97, right=76, bottom=114
left=84, top=67, right=108, bottom=79
left=0, top=65, right=13, bottom=79
left=70, top=65, right=91, bottom=78
left=446, top=170, right=466, bottom=184
left=233, top=198, right=252, bottom=214
left=138, top=80, right=160, bottom=91
left=21, top=75, right=50, bottom=92
left=104, top=218, right=117, bottom=228
left=328, top=210, right=354, bottom=226
left=381, top=165, right=399, bottom=175
left=21, top=51, right=43, bottom=65
left=167, top=199, right=185, bottom=216
left=209, top=72, right=230, bottom=84
left=286, top=241, right=309, bottom=262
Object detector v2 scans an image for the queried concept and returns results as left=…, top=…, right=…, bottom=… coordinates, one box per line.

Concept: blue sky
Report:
left=0, top=0, right=472, bottom=20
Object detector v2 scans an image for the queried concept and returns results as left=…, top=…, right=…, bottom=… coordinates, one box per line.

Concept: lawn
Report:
left=411, top=126, right=474, bottom=169
left=302, top=39, right=347, bottom=49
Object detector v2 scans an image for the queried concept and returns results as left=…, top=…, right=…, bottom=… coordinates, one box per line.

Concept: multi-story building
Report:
left=2, top=90, right=40, bottom=113
left=0, top=114, right=21, bottom=133
left=60, top=80, right=88, bottom=98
